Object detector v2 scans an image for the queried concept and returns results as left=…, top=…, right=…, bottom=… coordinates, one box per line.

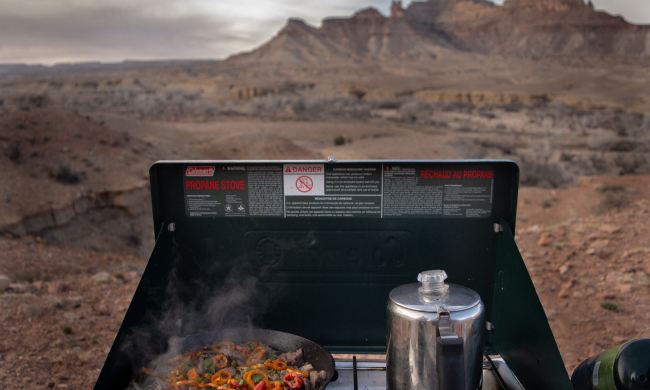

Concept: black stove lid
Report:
left=144, top=160, right=517, bottom=347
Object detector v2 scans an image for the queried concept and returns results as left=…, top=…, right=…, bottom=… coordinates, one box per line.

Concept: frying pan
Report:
left=138, top=328, right=336, bottom=389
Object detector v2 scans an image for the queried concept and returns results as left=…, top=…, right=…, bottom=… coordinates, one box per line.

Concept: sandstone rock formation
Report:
left=228, top=0, right=650, bottom=65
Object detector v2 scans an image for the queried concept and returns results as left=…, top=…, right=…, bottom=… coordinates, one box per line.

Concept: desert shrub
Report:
left=399, top=100, right=432, bottom=122
left=518, top=158, right=573, bottom=188
left=448, top=139, right=487, bottom=159
left=124, top=233, right=142, bottom=248
left=530, top=94, right=551, bottom=107
left=289, top=98, right=305, bottom=113
left=245, top=96, right=292, bottom=117
left=81, top=80, right=99, bottom=89
left=52, top=165, right=83, bottom=185
left=48, top=80, right=64, bottom=89
left=429, top=120, right=449, bottom=128
left=334, top=136, right=346, bottom=146
left=438, top=101, right=474, bottom=113
left=29, top=94, right=49, bottom=108
left=184, top=91, right=201, bottom=101
left=238, top=96, right=369, bottom=119
left=302, top=97, right=370, bottom=119
left=348, top=88, right=366, bottom=100
left=600, top=301, right=620, bottom=312
left=478, top=108, right=496, bottom=119
left=6, top=142, right=21, bottom=162
left=614, top=154, right=646, bottom=175
left=597, top=184, right=626, bottom=194
left=12, top=269, right=51, bottom=283
left=372, top=100, right=401, bottom=110
left=474, top=138, right=525, bottom=155
left=589, top=136, right=636, bottom=152
left=594, top=184, right=628, bottom=214
left=541, top=198, right=555, bottom=209
left=501, top=101, right=523, bottom=112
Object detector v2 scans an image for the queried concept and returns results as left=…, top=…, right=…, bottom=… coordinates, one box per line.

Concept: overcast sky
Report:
left=0, top=0, right=648, bottom=65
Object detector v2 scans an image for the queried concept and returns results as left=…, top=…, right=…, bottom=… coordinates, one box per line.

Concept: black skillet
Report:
left=177, top=328, right=337, bottom=388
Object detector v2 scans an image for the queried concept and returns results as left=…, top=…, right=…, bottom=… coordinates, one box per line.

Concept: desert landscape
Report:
left=0, top=0, right=649, bottom=388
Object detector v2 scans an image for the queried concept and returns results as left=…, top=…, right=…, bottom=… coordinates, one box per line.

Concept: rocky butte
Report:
left=228, top=0, right=650, bottom=65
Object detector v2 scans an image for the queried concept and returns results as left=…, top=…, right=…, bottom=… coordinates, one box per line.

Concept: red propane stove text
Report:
left=420, top=169, right=494, bottom=180
left=185, top=179, right=246, bottom=191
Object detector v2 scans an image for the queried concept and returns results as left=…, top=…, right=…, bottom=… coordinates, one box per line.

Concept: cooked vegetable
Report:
left=214, top=353, right=229, bottom=369
left=244, top=369, right=267, bottom=388
left=267, top=381, right=284, bottom=390
left=212, top=368, right=233, bottom=385
left=150, top=341, right=326, bottom=389
left=283, top=372, right=304, bottom=390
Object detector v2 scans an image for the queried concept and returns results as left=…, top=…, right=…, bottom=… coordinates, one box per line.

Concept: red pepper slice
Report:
left=283, top=372, right=304, bottom=389
left=254, top=381, right=267, bottom=390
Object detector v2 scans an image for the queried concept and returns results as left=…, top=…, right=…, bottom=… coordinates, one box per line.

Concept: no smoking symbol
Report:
left=295, top=176, right=313, bottom=193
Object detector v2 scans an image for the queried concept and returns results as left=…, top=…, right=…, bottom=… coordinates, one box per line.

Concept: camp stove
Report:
left=95, top=160, right=573, bottom=390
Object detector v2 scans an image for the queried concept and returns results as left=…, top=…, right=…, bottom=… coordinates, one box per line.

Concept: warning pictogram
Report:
left=283, top=163, right=324, bottom=196
left=295, top=176, right=314, bottom=192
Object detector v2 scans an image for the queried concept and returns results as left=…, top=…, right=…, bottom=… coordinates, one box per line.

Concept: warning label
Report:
left=183, top=163, right=493, bottom=219
left=383, top=166, right=493, bottom=218
left=284, top=164, right=381, bottom=218
left=247, top=165, right=284, bottom=217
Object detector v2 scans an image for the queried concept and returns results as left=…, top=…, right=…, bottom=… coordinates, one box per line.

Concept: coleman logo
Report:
left=185, top=166, right=215, bottom=177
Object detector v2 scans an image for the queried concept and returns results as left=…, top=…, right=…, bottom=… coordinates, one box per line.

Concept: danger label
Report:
left=283, top=164, right=324, bottom=196
left=284, top=164, right=382, bottom=218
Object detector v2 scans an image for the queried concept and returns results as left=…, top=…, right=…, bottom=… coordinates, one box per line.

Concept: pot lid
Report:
left=389, top=270, right=481, bottom=312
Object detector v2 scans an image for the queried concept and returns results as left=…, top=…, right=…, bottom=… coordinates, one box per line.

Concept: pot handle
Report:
left=437, top=312, right=466, bottom=390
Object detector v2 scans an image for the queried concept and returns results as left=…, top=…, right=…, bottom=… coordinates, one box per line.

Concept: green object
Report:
left=595, top=346, right=620, bottom=390
left=572, top=339, right=650, bottom=390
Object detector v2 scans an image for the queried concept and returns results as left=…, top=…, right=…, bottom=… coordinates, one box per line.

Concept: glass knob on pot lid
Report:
left=389, top=269, right=481, bottom=312
left=418, top=269, right=449, bottom=296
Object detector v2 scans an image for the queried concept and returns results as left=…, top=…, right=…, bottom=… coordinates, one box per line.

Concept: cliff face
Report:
left=229, top=6, right=445, bottom=64
left=426, top=0, right=648, bottom=58
left=227, top=0, right=650, bottom=65
left=504, top=0, right=588, bottom=11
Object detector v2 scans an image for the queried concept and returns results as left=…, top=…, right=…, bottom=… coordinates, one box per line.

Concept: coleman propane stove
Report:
left=95, top=160, right=573, bottom=390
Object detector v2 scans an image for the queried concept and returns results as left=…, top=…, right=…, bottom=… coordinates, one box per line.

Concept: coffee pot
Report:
left=386, top=270, right=485, bottom=390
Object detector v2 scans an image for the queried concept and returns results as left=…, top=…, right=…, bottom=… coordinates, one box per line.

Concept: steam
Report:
left=124, top=248, right=281, bottom=389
